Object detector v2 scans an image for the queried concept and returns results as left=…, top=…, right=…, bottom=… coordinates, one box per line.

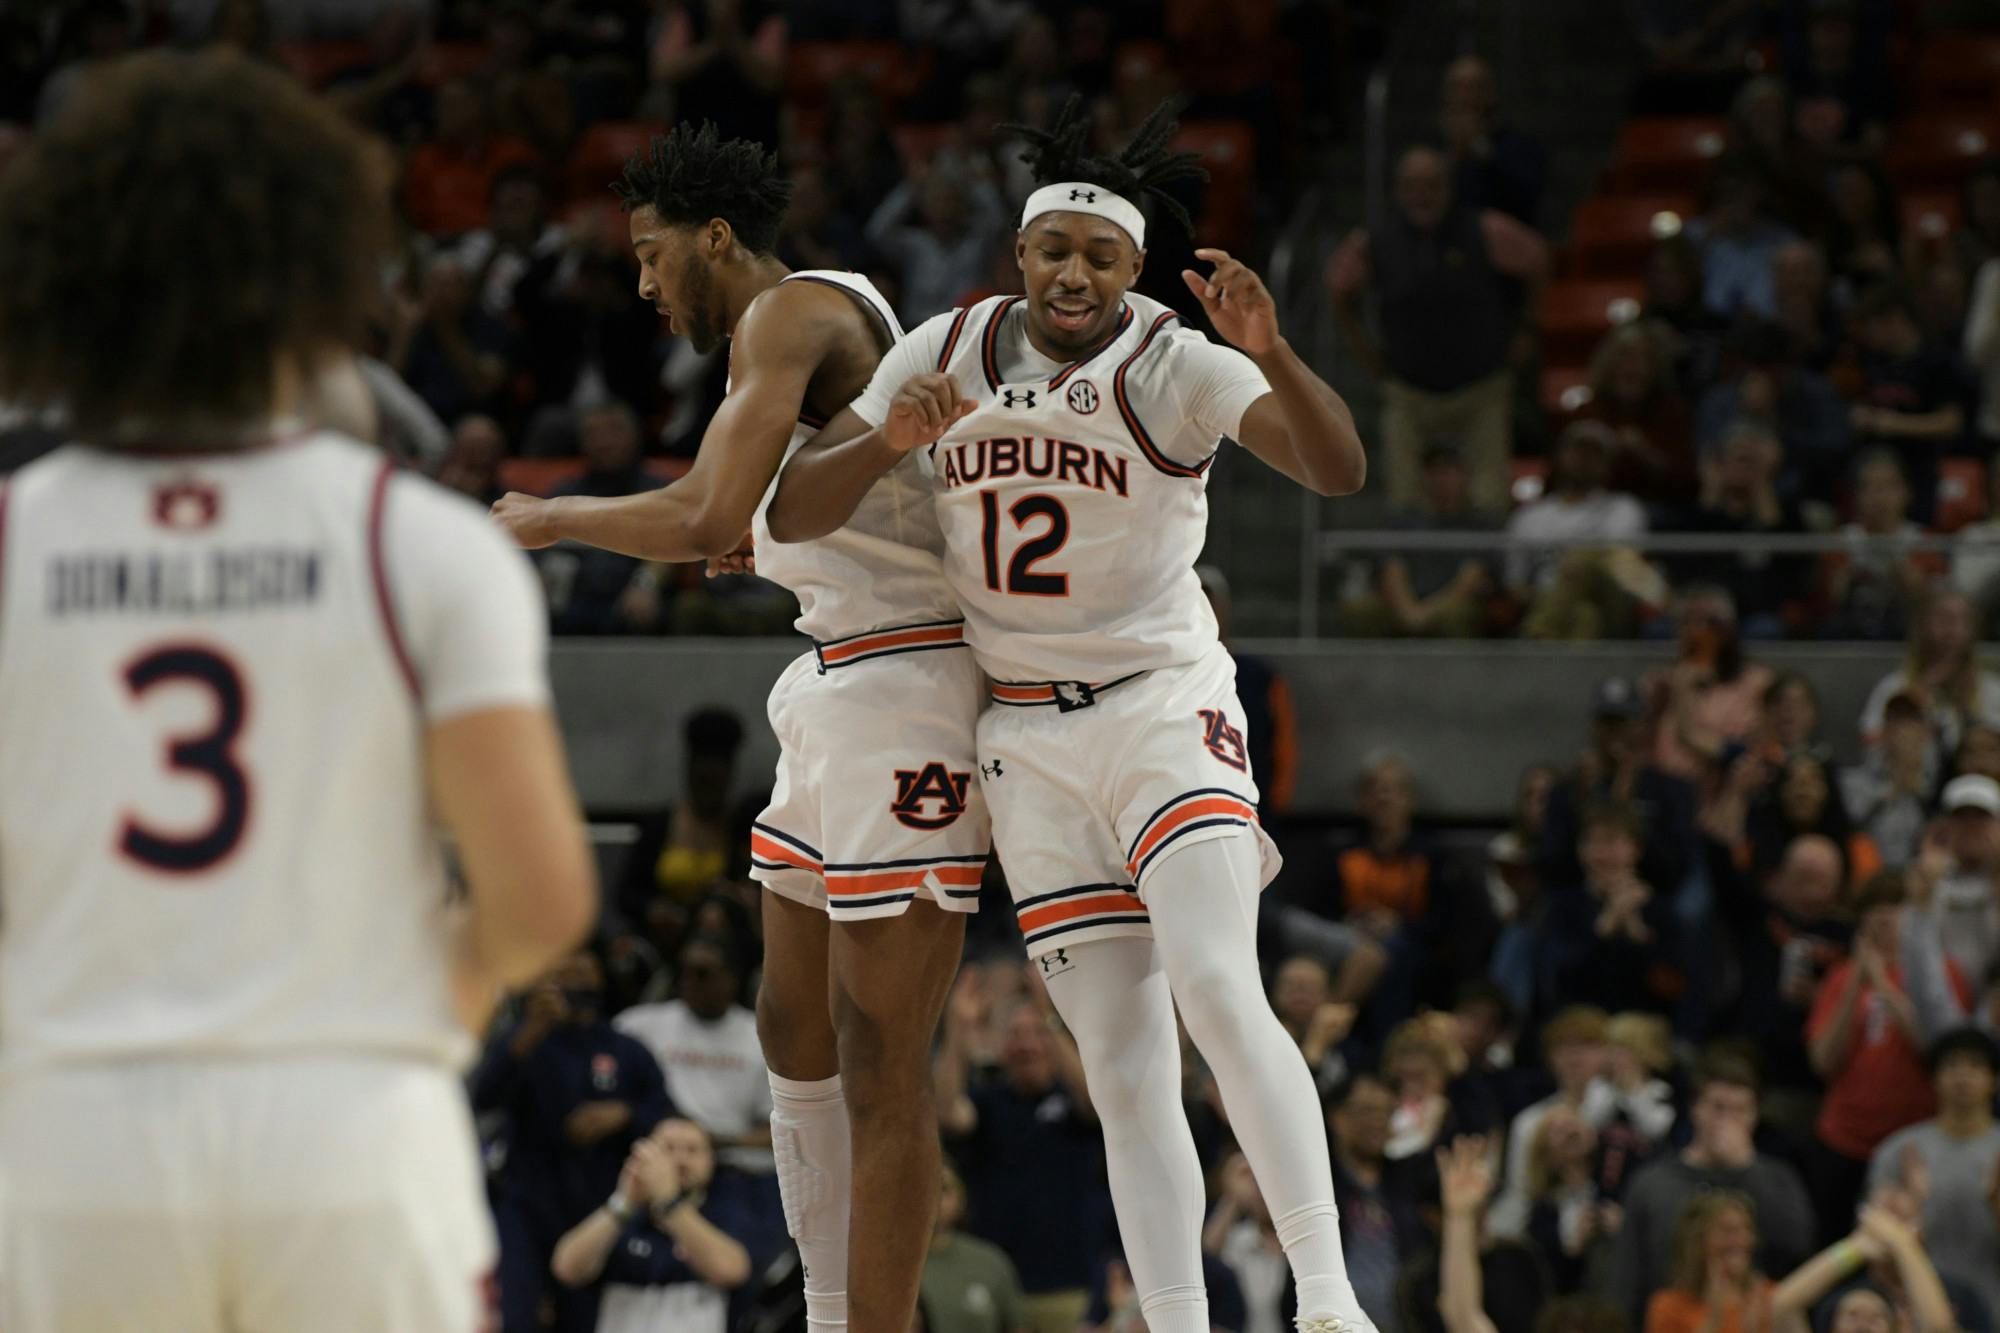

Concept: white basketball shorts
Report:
left=751, top=620, right=991, bottom=922
left=976, top=642, right=1282, bottom=953
left=0, top=1056, right=495, bottom=1333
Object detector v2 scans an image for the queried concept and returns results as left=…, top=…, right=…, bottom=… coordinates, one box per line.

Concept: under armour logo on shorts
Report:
left=981, top=760, right=1004, bottom=779
left=1002, top=388, right=1037, bottom=409
left=1039, top=948, right=1074, bottom=978
left=1068, top=189, right=1097, bottom=202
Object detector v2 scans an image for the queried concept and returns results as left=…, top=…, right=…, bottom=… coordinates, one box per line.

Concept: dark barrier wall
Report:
left=554, top=639, right=1911, bottom=820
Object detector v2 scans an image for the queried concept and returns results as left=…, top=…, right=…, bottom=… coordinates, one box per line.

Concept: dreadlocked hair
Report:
left=1006, top=95, right=1207, bottom=239
left=612, top=121, right=793, bottom=256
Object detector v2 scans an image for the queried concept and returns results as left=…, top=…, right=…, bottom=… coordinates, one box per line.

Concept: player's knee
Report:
left=757, top=979, right=827, bottom=1076
left=1172, top=958, right=1261, bottom=1050
left=831, top=984, right=929, bottom=1113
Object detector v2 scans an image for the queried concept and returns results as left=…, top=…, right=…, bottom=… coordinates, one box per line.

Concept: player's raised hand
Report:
left=492, top=492, right=561, bottom=549
left=1182, top=248, right=1281, bottom=356
left=884, top=372, right=976, bottom=453
left=706, top=534, right=755, bottom=578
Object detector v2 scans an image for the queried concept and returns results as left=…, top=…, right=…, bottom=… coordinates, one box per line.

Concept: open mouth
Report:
left=1047, top=299, right=1095, bottom=333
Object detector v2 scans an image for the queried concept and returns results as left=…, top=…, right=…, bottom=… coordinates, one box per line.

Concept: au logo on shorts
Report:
left=890, top=762, right=973, bottom=830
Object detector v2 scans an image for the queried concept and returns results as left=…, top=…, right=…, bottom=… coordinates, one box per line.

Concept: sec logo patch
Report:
left=1066, top=380, right=1100, bottom=414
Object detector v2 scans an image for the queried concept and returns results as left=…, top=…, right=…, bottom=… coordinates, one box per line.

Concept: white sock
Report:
left=769, top=1072, right=850, bottom=1332
left=1141, top=1285, right=1212, bottom=1333
left=1145, top=836, right=1362, bottom=1320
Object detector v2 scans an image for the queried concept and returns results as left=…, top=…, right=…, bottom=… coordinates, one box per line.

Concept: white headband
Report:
left=1020, top=182, right=1146, bottom=249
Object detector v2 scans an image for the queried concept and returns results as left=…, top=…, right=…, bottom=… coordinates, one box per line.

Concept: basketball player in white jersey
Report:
left=767, top=99, right=1373, bottom=1333
left=0, top=52, right=597, bottom=1333
left=490, top=123, right=986, bottom=1332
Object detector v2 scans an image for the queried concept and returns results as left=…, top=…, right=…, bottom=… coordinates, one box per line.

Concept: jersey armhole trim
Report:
left=367, top=461, right=423, bottom=705
left=935, top=306, right=972, bottom=372
left=1113, top=313, right=1214, bottom=479
left=978, top=296, right=1026, bottom=394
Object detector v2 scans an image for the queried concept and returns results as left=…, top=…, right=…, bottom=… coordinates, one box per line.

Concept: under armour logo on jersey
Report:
left=1066, top=380, right=1100, bottom=415
left=981, top=760, right=1004, bottom=779
left=890, top=762, right=973, bottom=830
left=1002, top=388, right=1038, bottom=409
left=1068, top=189, right=1098, bottom=202
left=1039, top=948, right=1075, bottom=978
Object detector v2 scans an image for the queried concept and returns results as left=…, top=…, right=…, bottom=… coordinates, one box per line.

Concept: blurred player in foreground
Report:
left=769, top=97, right=1373, bottom=1333
left=491, top=124, right=987, bottom=1331
left=0, top=51, right=596, bottom=1332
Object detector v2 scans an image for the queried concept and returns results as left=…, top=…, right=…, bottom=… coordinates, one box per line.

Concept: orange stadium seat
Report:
left=1605, top=117, right=1728, bottom=194
left=1937, top=457, right=1989, bottom=533
left=498, top=457, right=690, bottom=497
left=1539, top=366, right=1594, bottom=429
left=1174, top=120, right=1255, bottom=253
left=1538, top=280, right=1646, bottom=364
left=1565, top=194, right=1695, bottom=279
left=274, top=41, right=373, bottom=89
left=1913, top=34, right=2000, bottom=110
left=568, top=120, right=665, bottom=202
left=786, top=41, right=924, bottom=108
left=1886, top=113, right=2000, bottom=191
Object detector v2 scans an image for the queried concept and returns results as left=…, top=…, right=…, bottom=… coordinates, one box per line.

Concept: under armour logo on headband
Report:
left=1069, top=189, right=1097, bottom=202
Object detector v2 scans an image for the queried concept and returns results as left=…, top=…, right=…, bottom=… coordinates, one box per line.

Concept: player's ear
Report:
left=1130, top=246, right=1146, bottom=283
left=708, top=217, right=731, bottom=257
left=1014, top=231, right=1027, bottom=273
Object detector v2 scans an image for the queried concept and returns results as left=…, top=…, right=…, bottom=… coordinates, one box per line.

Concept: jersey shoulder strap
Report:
left=779, top=269, right=905, bottom=342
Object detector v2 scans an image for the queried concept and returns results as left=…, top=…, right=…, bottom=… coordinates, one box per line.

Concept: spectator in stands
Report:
left=1581, top=323, right=1698, bottom=512
left=619, top=708, right=745, bottom=947
left=937, top=981, right=1106, bottom=1333
left=1644, top=236, right=1731, bottom=394
left=1542, top=805, right=1683, bottom=1018
left=1745, top=754, right=1879, bottom=888
left=1438, top=54, right=1545, bottom=226
left=646, top=0, right=785, bottom=152
left=1842, top=693, right=1937, bottom=870
left=1506, top=422, right=1655, bottom=641
left=1767, top=1205, right=1967, bottom=1333
left=865, top=159, right=1006, bottom=327
left=1340, top=442, right=1499, bottom=638
left=1849, top=284, right=1968, bottom=516
left=1652, top=582, right=1776, bottom=781
left=775, top=161, right=869, bottom=274
left=1540, top=676, right=1699, bottom=900
left=403, top=79, right=540, bottom=238
left=387, top=252, right=517, bottom=427
left=1808, top=872, right=1971, bottom=1245
left=1521, top=1105, right=1617, bottom=1295
left=822, top=76, right=905, bottom=236
left=34, top=0, right=136, bottom=126
left=1772, top=240, right=1843, bottom=373
left=1865, top=1028, right=2000, bottom=1322
left=1271, top=954, right=1358, bottom=1096
left=614, top=933, right=771, bottom=1177
left=539, top=403, right=671, bottom=636
left=1203, top=1151, right=1292, bottom=1333
left=1678, top=422, right=1810, bottom=632
left=1819, top=452, right=1944, bottom=641
left=321, top=5, right=431, bottom=145
left=1488, top=1005, right=1610, bottom=1238
left=1826, top=162, right=1903, bottom=293
left=1629, top=0, right=1761, bottom=114
left=473, top=950, right=675, bottom=1332
left=1589, top=1012, right=1679, bottom=1189
left=1330, top=1073, right=1428, bottom=1333
left=551, top=1117, right=754, bottom=1333
left=1762, top=671, right=1832, bottom=765
left=1200, top=566, right=1298, bottom=817
left=1721, top=78, right=1829, bottom=238
left=1685, top=165, right=1797, bottom=322
left=514, top=238, right=668, bottom=433
left=1692, top=321, right=1851, bottom=506
left=1643, top=1193, right=1773, bottom=1333
left=1327, top=144, right=1550, bottom=514
left=1782, top=0, right=1891, bottom=157
left=457, top=163, right=566, bottom=319
left=1902, top=776, right=2000, bottom=1007
left=1336, top=751, right=1446, bottom=1031
left=1607, top=1053, right=1816, bottom=1322
left=1951, top=724, right=2000, bottom=784
left=1384, top=1015, right=1473, bottom=1161
left=1451, top=981, right=1535, bottom=1126
left=437, top=413, right=509, bottom=505
left=1964, top=252, right=2000, bottom=455
left=1954, top=160, right=2000, bottom=276
left=923, top=1163, right=1032, bottom=1333
left=481, top=3, right=574, bottom=161
left=1860, top=589, right=2000, bottom=772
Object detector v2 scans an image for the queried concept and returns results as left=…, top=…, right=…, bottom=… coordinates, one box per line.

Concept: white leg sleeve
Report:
left=1143, top=835, right=1373, bottom=1328
left=768, top=1073, right=850, bottom=1333
left=1040, top=935, right=1209, bottom=1321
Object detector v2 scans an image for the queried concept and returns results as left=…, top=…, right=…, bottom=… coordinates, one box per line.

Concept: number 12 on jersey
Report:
left=978, top=490, right=1069, bottom=597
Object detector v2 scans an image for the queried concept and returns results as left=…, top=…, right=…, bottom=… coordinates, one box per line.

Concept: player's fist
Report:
left=1182, top=249, right=1281, bottom=356
left=491, top=492, right=562, bottom=549
left=884, top=372, right=976, bottom=453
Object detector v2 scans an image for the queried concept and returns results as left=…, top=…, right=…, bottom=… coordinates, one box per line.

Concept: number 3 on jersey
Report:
left=119, top=642, right=252, bottom=876
left=979, top=490, right=1069, bottom=597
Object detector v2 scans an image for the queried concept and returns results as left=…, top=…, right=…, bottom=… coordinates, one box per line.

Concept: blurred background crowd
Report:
left=8, top=2, right=2000, bottom=1333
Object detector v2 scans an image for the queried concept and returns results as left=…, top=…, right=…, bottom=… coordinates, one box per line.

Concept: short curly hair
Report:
left=0, top=50, right=391, bottom=443
left=612, top=121, right=792, bottom=256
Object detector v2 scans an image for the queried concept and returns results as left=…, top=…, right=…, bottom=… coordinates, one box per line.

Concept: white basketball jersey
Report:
left=748, top=271, right=959, bottom=642
left=926, top=291, right=1233, bottom=683
left=0, top=433, right=549, bottom=1077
